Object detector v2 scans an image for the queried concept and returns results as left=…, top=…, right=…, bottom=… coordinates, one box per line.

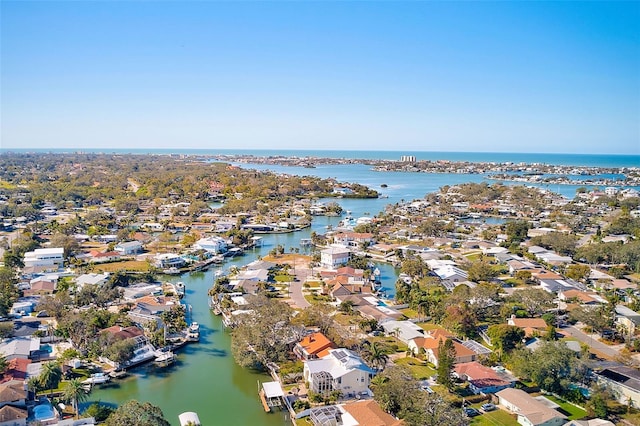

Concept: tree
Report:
left=105, top=400, right=171, bottom=426
left=0, top=353, right=8, bottom=375
left=39, top=361, right=62, bottom=396
left=442, top=303, right=476, bottom=338
left=487, top=324, right=525, bottom=356
left=507, top=288, right=555, bottom=316
left=371, top=365, right=466, bottom=426
left=362, top=341, right=390, bottom=371
left=0, top=267, right=19, bottom=316
left=63, top=378, right=89, bottom=419
left=505, top=220, right=529, bottom=244
left=467, top=260, right=497, bottom=283
left=436, top=338, right=456, bottom=389
left=230, top=295, right=299, bottom=369
left=508, top=341, right=588, bottom=395
left=565, top=263, right=591, bottom=281
left=83, top=403, right=115, bottom=422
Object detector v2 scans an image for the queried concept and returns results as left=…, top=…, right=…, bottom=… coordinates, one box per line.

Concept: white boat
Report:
left=187, top=322, right=200, bottom=342
left=154, top=350, right=175, bottom=366
left=175, top=282, right=185, bottom=297
left=82, top=372, right=110, bottom=385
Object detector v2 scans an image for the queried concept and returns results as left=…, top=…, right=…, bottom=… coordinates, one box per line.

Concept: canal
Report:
left=88, top=197, right=399, bottom=425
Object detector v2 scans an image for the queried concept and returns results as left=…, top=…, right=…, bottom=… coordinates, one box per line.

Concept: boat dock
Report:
left=259, top=381, right=285, bottom=412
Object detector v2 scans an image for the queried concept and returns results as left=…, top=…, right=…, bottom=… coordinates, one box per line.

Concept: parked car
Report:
left=464, top=408, right=481, bottom=417
left=481, top=403, right=497, bottom=412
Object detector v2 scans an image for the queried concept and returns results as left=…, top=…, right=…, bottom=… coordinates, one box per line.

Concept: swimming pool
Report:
left=32, top=402, right=56, bottom=422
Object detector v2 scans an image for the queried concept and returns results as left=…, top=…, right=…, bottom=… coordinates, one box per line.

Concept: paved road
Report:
left=289, top=267, right=311, bottom=309
left=563, top=325, right=620, bottom=360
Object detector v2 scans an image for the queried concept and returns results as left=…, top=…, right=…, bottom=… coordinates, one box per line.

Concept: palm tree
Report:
left=39, top=361, right=62, bottom=397
left=362, top=341, right=390, bottom=371
left=63, top=378, right=89, bottom=419
left=0, top=353, right=8, bottom=376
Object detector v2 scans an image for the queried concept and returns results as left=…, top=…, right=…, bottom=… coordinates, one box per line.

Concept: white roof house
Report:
left=433, top=265, right=468, bottom=282
left=23, top=248, right=64, bottom=268
left=194, top=236, right=227, bottom=254
left=380, top=320, right=425, bottom=343
left=114, top=241, right=143, bottom=255
left=303, top=348, right=376, bottom=397
left=75, top=273, right=110, bottom=289
left=0, top=337, right=41, bottom=361
left=320, top=246, right=351, bottom=269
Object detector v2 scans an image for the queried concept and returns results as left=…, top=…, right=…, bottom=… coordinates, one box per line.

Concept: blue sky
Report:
left=1, top=1, right=639, bottom=154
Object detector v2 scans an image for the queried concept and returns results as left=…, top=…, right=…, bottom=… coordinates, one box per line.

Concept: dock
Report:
left=259, top=381, right=285, bottom=412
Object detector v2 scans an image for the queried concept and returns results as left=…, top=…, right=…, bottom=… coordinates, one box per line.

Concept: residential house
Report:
left=303, top=348, right=375, bottom=397
left=379, top=320, right=425, bottom=344
left=0, top=380, right=27, bottom=408
left=23, top=248, right=64, bottom=269
left=114, top=241, right=143, bottom=255
left=408, top=329, right=477, bottom=367
left=320, top=247, right=351, bottom=269
left=433, top=265, right=468, bottom=283
left=194, top=236, right=227, bottom=254
left=87, top=250, right=121, bottom=263
left=75, top=273, right=110, bottom=290
left=615, top=305, right=640, bottom=336
left=23, top=280, right=56, bottom=296
left=154, top=253, right=186, bottom=269
left=99, top=326, right=155, bottom=368
left=333, top=232, right=375, bottom=248
left=507, top=316, right=548, bottom=338
left=294, top=332, right=336, bottom=361
left=339, top=400, right=403, bottom=426
left=558, top=290, right=603, bottom=305
left=454, top=362, right=515, bottom=395
left=0, top=337, right=40, bottom=361
left=496, top=388, right=567, bottom=426
left=0, top=405, right=27, bottom=426
left=595, top=365, right=640, bottom=406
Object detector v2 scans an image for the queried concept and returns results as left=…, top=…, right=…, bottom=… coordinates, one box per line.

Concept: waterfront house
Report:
left=453, top=362, right=515, bottom=395
left=154, top=253, right=186, bottom=269
left=303, top=348, right=376, bottom=397
left=99, top=326, right=155, bottom=368
left=114, top=241, right=143, bottom=255
left=293, top=332, right=336, bottom=361
left=194, top=236, right=227, bottom=254
left=496, top=388, right=567, bottom=426
left=320, top=246, right=351, bottom=269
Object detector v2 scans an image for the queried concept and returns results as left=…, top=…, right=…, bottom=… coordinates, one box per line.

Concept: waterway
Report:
left=86, top=159, right=608, bottom=424
left=87, top=210, right=399, bottom=425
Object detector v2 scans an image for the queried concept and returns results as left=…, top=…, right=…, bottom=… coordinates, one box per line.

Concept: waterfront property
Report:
left=303, top=348, right=375, bottom=398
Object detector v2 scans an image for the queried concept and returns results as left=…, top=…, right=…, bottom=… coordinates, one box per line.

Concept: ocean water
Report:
left=2, top=148, right=638, bottom=168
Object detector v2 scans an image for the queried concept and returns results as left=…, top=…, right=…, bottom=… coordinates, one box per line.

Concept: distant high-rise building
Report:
left=400, top=155, right=416, bottom=163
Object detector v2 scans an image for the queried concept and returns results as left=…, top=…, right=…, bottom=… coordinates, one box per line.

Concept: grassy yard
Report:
left=92, top=260, right=151, bottom=273
left=544, top=395, right=587, bottom=420
left=393, top=357, right=436, bottom=380
left=470, top=408, right=519, bottom=426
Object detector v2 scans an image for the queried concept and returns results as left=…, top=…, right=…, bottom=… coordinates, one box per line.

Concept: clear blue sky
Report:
left=1, top=1, right=639, bottom=154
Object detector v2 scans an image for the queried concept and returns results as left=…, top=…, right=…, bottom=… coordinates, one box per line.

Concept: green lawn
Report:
left=393, top=357, right=436, bottom=380
left=470, top=408, right=518, bottom=426
left=544, top=395, right=587, bottom=420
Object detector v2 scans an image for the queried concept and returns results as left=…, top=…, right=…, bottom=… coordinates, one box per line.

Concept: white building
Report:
left=320, top=247, right=351, bottom=269
left=303, top=348, right=375, bottom=397
left=75, top=273, right=110, bottom=289
left=114, top=241, right=143, bottom=255
left=23, top=248, right=64, bottom=269
left=194, top=236, right=227, bottom=254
